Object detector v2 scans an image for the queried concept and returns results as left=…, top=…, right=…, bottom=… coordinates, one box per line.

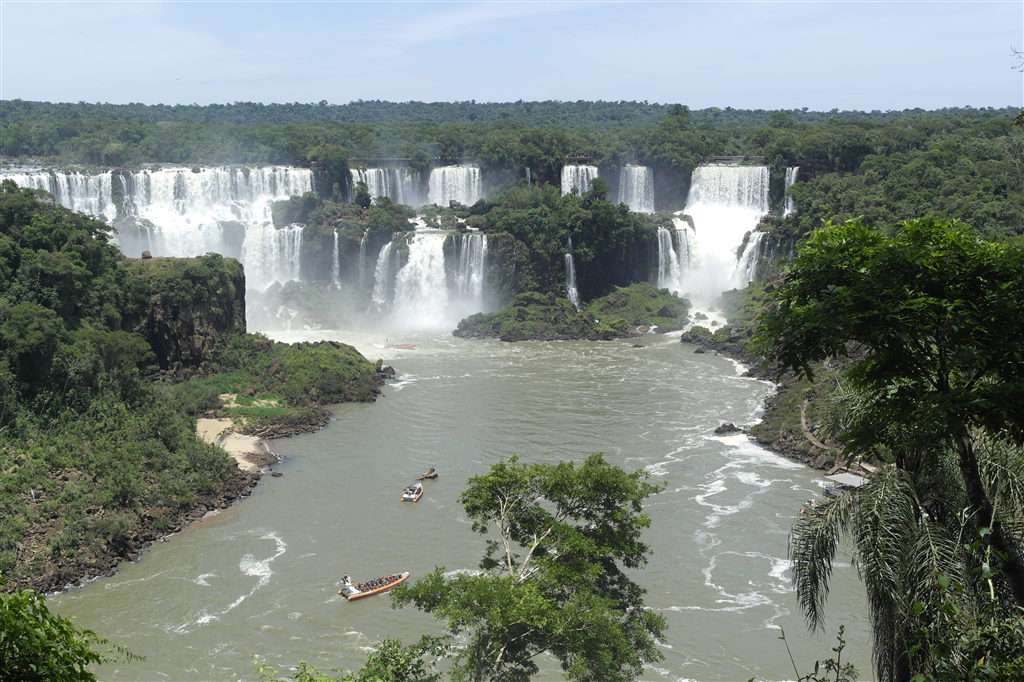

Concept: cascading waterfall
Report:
left=783, top=166, right=800, bottom=217
left=3, top=171, right=117, bottom=220
left=391, top=234, right=450, bottom=330
left=350, top=168, right=423, bottom=206
left=658, top=165, right=769, bottom=304
left=617, top=165, right=655, bottom=213
left=427, top=166, right=482, bottom=206
left=332, top=229, right=341, bottom=289
left=241, top=222, right=303, bottom=290
left=451, top=233, right=488, bottom=303
left=358, top=233, right=369, bottom=289
left=561, top=165, right=599, bottom=196
left=657, top=219, right=697, bottom=294
left=6, top=167, right=313, bottom=292
left=565, top=236, right=582, bottom=311
left=370, top=242, right=397, bottom=313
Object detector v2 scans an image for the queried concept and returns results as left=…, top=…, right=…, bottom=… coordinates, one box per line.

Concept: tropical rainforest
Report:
left=1, top=99, right=1024, bottom=681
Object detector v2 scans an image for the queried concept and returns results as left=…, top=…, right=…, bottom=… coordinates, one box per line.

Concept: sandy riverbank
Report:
left=196, top=418, right=274, bottom=472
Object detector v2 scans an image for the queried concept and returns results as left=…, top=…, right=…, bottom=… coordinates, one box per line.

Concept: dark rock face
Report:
left=714, top=423, right=741, bottom=434
left=127, top=256, right=246, bottom=371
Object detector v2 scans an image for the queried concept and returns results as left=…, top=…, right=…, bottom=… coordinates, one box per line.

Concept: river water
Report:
left=51, top=330, right=871, bottom=682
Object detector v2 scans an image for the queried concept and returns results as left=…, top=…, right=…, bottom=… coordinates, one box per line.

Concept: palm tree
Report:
left=789, top=386, right=1024, bottom=681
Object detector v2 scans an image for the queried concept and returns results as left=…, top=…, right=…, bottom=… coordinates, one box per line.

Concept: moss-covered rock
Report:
left=454, top=283, right=690, bottom=342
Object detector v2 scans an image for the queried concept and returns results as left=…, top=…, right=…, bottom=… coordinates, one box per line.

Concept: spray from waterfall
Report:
left=657, top=165, right=769, bottom=304
left=358, top=232, right=369, bottom=289
left=332, top=229, right=341, bottom=289
left=565, top=236, right=582, bottom=311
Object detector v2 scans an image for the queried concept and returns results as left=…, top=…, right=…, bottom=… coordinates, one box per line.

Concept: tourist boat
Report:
left=417, top=467, right=438, bottom=480
left=401, top=482, right=424, bottom=502
left=401, top=481, right=424, bottom=502
left=385, top=344, right=415, bottom=350
left=337, top=572, right=409, bottom=600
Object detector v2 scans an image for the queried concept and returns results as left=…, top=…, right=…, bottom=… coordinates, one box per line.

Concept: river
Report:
left=51, top=329, right=871, bottom=682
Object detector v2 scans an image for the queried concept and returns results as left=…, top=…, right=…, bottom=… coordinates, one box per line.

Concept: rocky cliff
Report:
left=125, top=253, right=246, bottom=372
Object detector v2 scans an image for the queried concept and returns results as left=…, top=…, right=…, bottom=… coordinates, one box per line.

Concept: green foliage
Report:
left=456, top=283, right=689, bottom=342
left=391, top=454, right=666, bottom=682
left=212, top=334, right=381, bottom=406
left=775, top=626, right=859, bottom=682
left=757, top=217, right=1024, bottom=679
left=0, top=575, right=138, bottom=681
left=255, top=637, right=445, bottom=682
left=907, top=573, right=1024, bottom=681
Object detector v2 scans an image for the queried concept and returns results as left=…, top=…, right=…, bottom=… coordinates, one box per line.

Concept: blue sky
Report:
left=1, top=1, right=1021, bottom=111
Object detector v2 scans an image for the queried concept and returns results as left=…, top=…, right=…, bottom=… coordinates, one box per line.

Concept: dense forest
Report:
left=3, top=98, right=1015, bottom=128
left=3, top=102, right=1021, bottom=244
left=0, top=181, right=383, bottom=593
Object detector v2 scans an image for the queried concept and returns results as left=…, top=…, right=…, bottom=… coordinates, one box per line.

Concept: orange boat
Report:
left=385, top=344, right=415, bottom=350
left=400, top=482, right=424, bottom=502
left=338, top=572, right=409, bottom=600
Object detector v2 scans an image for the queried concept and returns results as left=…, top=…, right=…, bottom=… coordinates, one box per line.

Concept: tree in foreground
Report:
left=0, top=576, right=137, bottom=681
left=391, top=454, right=666, bottom=682
left=753, top=217, right=1024, bottom=680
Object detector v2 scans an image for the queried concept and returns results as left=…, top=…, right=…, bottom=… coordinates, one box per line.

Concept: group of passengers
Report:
left=358, top=574, right=400, bottom=592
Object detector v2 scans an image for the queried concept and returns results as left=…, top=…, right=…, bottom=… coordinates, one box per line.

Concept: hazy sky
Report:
left=1, top=1, right=1021, bottom=111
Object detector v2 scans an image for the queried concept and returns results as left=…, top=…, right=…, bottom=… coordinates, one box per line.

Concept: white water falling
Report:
left=370, top=242, right=396, bottom=313
left=659, top=165, right=769, bottom=304
left=241, top=222, right=303, bottom=291
left=617, top=165, right=655, bottom=213
left=358, top=233, right=369, bottom=289
left=3, top=171, right=117, bottom=221
left=332, top=229, right=340, bottom=289
left=350, top=168, right=423, bottom=207
left=561, top=165, right=599, bottom=196
left=427, top=167, right=482, bottom=207
left=565, top=236, right=582, bottom=311
left=392, top=234, right=450, bottom=330
left=783, top=166, right=800, bottom=217
left=657, top=219, right=698, bottom=294
left=451, top=233, right=488, bottom=304
left=4, top=166, right=313, bottom=292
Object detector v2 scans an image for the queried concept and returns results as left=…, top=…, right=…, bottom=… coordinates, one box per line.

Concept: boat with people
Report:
left=383, top=338, right=415, bottom=350
left=337, top=572, right=409, bottom=600
left=417, top=467, right=438, bottom=480
left=401, top=481, right=424, bottom=502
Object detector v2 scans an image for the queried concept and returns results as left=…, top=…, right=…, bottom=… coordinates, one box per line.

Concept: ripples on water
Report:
left=50, top=331, right=871, bottom=681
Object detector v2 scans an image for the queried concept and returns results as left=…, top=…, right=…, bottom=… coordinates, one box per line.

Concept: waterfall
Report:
left=241, top=222, right=303, bottom=291
left=617, top=165, right=655, bottom=213
left=783, top=166, right=800, bottom=217
left=3, top=171, right=117, bottom=221
left=561, top=165, right=599, bottom=196
left=657, top=165, right=768, bottom=304
left=427, top=166, right=482, bottom=206
left=451, top=233, right=488, bottom=303
left=332, top=229, right=341, bottom=289
left=657, top=221, right=699, bottom=294
left=392, top=234, right=450, bottom=330
left=370, top=242, right=396, bottom=313
left=6, top=166, right=313, bottom=292
left=351, top=168, right=423, bottom=206
left=358, top=232, right=369, bottom=289
left=565, top=236, right=582, bottom=311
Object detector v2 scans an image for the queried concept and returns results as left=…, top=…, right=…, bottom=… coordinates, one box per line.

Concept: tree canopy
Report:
left=391, top=454, right=665, bottom=682
left=753, top=217, right=1024, bottom=679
